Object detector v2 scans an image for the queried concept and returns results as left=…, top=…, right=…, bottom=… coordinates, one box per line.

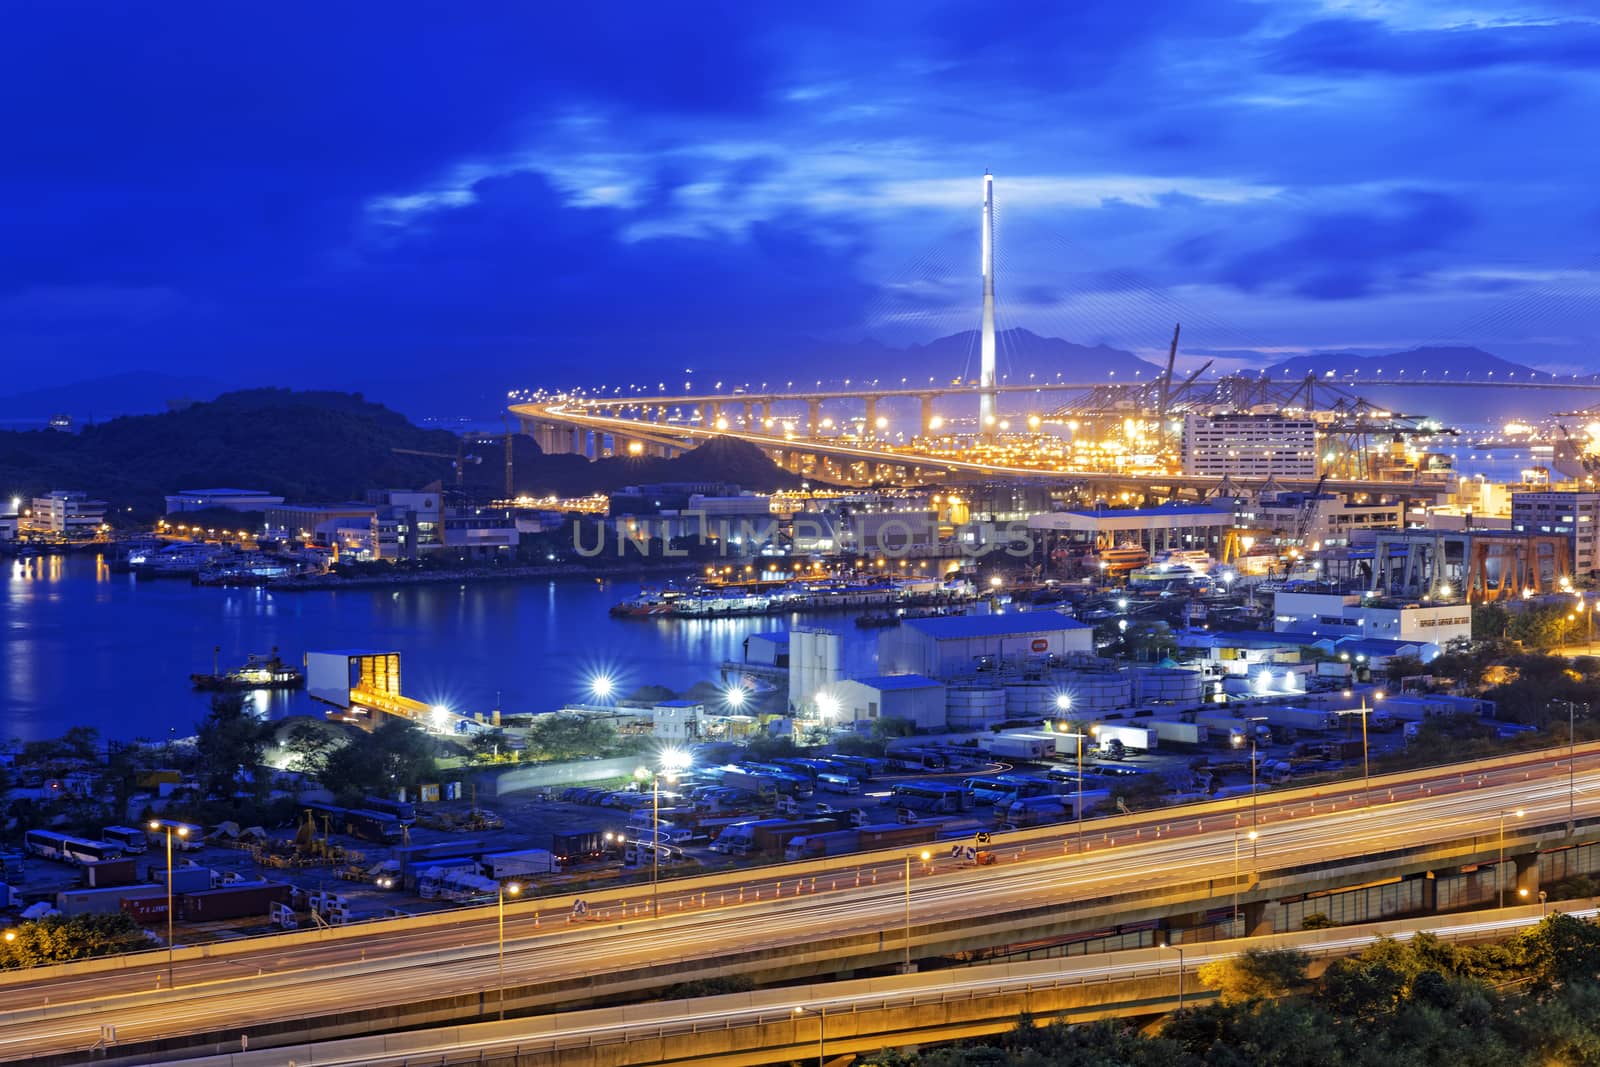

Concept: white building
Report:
left=28, top=490, right=107, bottom=536
left=651, top=699, right=704, bottom=741
left=1273, top=591, right=1471, bottom=647
left=164, top=488, right=286, bottom=514
left=878, top=611, right=1094, bottom=680
left=1242, top=492, right=1404, bottom=547
left=831, top=676, right=946, bottom=731
left=1182, top=413, right=1317, bottom=479
left=789, top=628, right=843, bottom=714
left=1511, top=490, right=1600, bottom=577
left=1028, top=505, right=1236, bottom=554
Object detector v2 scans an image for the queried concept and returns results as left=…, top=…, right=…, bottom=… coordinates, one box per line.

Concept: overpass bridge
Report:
left=510, top=400, right=1454, bottom=501
left=9, top=744, right=1600, bottom=1064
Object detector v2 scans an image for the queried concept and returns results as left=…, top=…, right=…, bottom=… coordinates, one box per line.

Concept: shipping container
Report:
left=481, top=849, right=557, bottom=879
left=179, top=882, right=291, bottom=922
left=81, top=857, right=139, bottom=888
left=1144, top=720, right=1205, bottom=746
left=1094, top=724, right=1158, bottom=753
left=551, top=830, right=609, bottom=865
left=57, top=884, right=165, bottom=917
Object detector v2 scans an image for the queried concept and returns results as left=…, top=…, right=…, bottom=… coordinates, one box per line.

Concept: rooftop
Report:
left=849, top=674, right=942, bottom=691
left=904, top=610, right=1088, bottom=639
left=1062, top=505, right=1235, bottom=519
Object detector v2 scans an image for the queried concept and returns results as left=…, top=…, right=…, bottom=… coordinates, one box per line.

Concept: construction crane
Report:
left=1292, top=472, right=1330, bottom=545
left=391, top=442, right=480, bottom=487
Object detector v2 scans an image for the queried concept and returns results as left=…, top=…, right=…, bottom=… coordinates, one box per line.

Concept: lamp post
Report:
left=497, top=881, right=522, bottom=1020
left=148, top=820, right=188, bottom=988
left=904, top=849, right=931, bottom=972
left=637, top=750, right=690, bottom=918
left=1158, top=936, right=1185, bottom=1013
left=1498, top=808, right=1524, bottom=907
left=1232, top=832, right=1242, bottom=933
left=793, top=1005, right=825, bottom=1067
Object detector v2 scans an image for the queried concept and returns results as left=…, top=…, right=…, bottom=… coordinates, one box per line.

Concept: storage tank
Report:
left=1136, top=667, right=1203, bottom=704
left=788, top=628, right=843, bottom=713
left=1004, top=683, right=1056, bottom=721
left=946, top=687, right=1006, bottom=728
left=1062, top=671, right=1133, bottom=710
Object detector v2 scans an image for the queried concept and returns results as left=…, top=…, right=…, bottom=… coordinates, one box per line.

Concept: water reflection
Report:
left=2, top=557, right=875, bottom=742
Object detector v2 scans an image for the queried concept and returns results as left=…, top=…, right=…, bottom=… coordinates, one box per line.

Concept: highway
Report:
left=510, top=401, right=1449, bottom=496
left=177, top=906, right=1587, bottom=1067
left=2, top=747, right=1594, bottom=1062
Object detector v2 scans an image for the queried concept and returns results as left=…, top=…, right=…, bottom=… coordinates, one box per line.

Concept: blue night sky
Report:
left=2, top=1, right=1598, bottom=415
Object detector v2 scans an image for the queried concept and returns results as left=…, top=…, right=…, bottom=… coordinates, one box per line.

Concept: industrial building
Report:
left=1512, top=490, right=1600, bottom=577
left=1027, top=504, right=1237, bottom=555
left=651, top=699, right=705, bottom=741
left=1181, top=413, right=1318, bottom=478
left=830, top=675, right=946, bottom=730
left=877, top=611, right=1093, bottom=679
left=164, top=488, right=286, bottom=514
left=1273, top=590, right=1469, bottom=647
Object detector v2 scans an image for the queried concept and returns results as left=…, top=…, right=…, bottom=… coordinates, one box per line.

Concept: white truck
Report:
left=1194, top=713, right=1272, bottom=747
left=1144, top=719, right=1204, bottom=747
left=1094, top=723, right=1157, bottom=753
left=1256, top=706, right=1339, bottom=732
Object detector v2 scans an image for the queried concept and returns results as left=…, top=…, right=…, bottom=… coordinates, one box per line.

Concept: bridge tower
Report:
left=979, top=171, right=998, bottom=436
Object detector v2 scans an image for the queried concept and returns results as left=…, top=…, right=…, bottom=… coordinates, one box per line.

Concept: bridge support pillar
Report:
left=758, top=400, right=771, bottom=427
left=654, top=405, right=666, bottom=423
left=807, top=399, right=822, bottom=438
left=920, top=395, right=936, bottom=438
left=709, top=401, right=722, bottom=428
left=742, top=401, right=753, bottom=427
left=572, top=427, right=587, bottom=458
left=864, top=395, right=879, bottom=440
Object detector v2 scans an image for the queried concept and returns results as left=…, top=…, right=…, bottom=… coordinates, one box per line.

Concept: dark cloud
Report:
left=1190, top=190, right=1476, bottom=300
left=1271, top=17, right=1600, bottom=76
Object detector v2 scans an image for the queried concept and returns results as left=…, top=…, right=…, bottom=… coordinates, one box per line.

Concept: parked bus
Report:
left=24, top=829, right=125, bottom=865
left=101, top=826, right=149, bottom=854
left=147, top=820, right=207, bottom=850
left=890, top=782, right=972, bottom=814
left=361, top=796, right=417, bottom=824
left=816, top=772, right=860, bottom=795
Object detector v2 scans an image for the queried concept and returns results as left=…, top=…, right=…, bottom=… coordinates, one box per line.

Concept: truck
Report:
left=1256, top=706, right=1339, bottom=732
left=1145, top=720, right=1204, bottom=747
left=1094, top=723, right=1157, bottom=753
left=551, top=830, right=609, bottom=865
left=178, top=882, right=291, bottom=922
left=481, top=849, right=557, bottom=880
left=785, top=828, right=863, bottom=861
left=855, top=822, right=940, bottom=851
left=1194, top=713, right=1272, bottom=746
left=983, top=735, right=1053, bottom=761
left=712, top=817, right=843, bottom=856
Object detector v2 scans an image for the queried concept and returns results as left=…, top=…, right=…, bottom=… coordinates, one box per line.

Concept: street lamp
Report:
left=793, top=1005, right=825, bottom=1067
left=1157, top=935, right=1185, bottom=1013
left=637, top=749, right=690, bottom=917
left=148, top=820, right=188, bottom=988
left=497, top=881, right=522, bottom=1020
left=1498, top=808, right=1524, bottom=907
left=904, top=849, right=932, bottom=972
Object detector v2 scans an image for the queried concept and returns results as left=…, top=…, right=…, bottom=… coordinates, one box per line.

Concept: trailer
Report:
left=785, top=829, right=861, bottom=861
left=983, top=735, right=1053, bottom=761
left=481, top=849, right=557, bottom=880
left=1144, top=720, right=1204, bottom=747
left=1094, top=724, right=1157, bottom=753
left=856, top=822, right=940, bottom=851
left=57, top=884, right=165, bottom=918
left=1256, top=706, right=1339, bottom=732
left=551, top=830, right=609, bottom=865
left=179, top=882, right=291, bottom=922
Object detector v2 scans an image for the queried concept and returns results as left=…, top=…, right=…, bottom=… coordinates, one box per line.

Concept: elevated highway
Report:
left=169, top=905, right=1575, bottom=1067
left=509, top=401, right=1452, bottom=499
left=6, top=745, right=1600, bottom=1064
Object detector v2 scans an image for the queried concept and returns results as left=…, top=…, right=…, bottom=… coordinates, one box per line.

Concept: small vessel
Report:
left=191, top=648, right=304, bottom=691
left=1090, top=542, right=1150, bottom=577
left=135, top=542, right=227, bottom=579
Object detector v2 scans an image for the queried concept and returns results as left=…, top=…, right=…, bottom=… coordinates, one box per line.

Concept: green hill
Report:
left=0, top=389, right=802, bottom=518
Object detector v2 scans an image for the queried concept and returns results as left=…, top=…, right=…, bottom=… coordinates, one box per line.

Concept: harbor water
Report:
left=2, top=555, right=877, bottom=742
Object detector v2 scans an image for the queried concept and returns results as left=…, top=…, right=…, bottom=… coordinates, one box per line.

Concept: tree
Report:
left=524, top=715, right=617, bottom=761
left=1513, top=913, right=1600, bottom=991
left=281, top=721, right=333, bottom=779
left=0, top=913, right=154, bottom=969
left=321, top=719, right=439, bottom=799
left=194, top=693, right=274, bottom=807
left=1197, top=947, right=1309, bottom=1004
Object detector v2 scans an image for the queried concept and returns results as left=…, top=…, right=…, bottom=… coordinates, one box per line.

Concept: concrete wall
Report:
left=487, top=757, right=641, bottom=796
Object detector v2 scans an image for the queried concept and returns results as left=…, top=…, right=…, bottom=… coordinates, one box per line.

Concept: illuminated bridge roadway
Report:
left=510, top=401, right=1455, bottom=498
left=4, top=745, right=1597, bottom=1064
